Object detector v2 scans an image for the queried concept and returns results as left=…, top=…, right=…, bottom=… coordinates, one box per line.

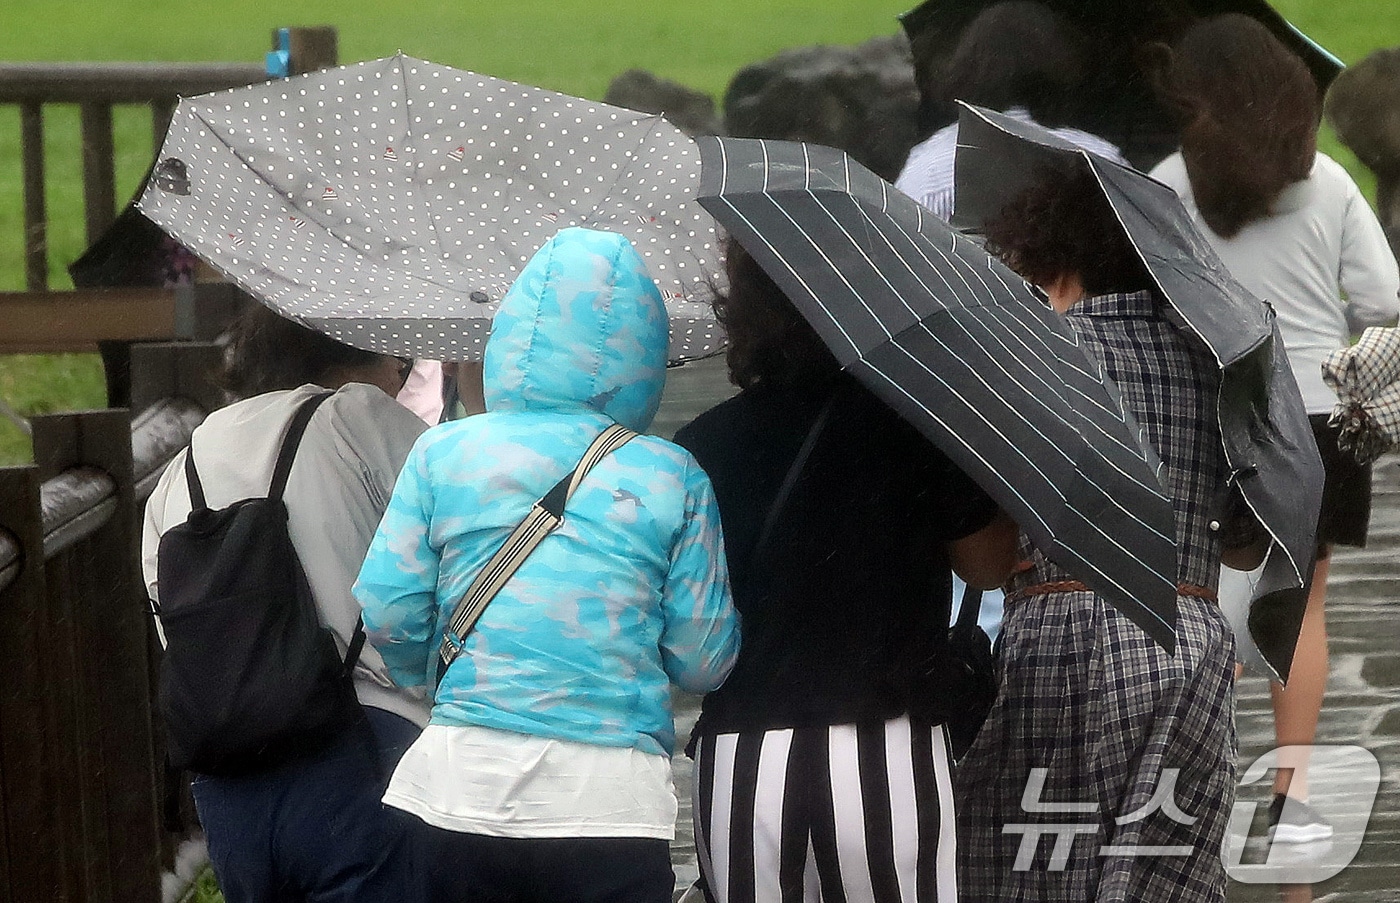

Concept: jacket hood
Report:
left=482, top=228, right=668, bottom=432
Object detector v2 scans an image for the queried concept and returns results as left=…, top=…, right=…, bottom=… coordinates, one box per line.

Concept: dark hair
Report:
left=713, top=237, right=839, bottom=391
left=1149, top=14, right=1318, bottom=238
left=939, top=2, right=1086, bottom=128
left=983, top=162, right=1154, bottom=297
left=220, top=304, right=385, bottom=399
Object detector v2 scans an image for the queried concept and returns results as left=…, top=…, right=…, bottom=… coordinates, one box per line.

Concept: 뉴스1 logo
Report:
left=1224, top=745, right=1379, bottom=883
left=1003, top=745, right=1379, bottom=883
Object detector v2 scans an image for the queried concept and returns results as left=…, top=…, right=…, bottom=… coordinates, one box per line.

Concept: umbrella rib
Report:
left=579, top=114, right=678, bottom=229
left=875, top=321, right=1175, bottom=545
left=395, top=56, right=453, bottom=266
left=795, top=189, right=1176, bottom=537
left=183, top=106, right=470, bottom=293
left=789, top=190, right=1176, bottom=543
left=751, top=191, right=897, bottom=341
left=859, top=357, right=1178, bottom=605
left=845, top=193, right=1153, bottom=462
left=717, top=138, right=728, bottom=195
left=187, top=109, right=368, bottom=263
left=888, top=208, right=1102, bottom=385
left=712, top=196, right=863, bottom=355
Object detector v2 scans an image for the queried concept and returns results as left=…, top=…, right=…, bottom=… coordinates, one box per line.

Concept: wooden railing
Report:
left=0, top=342, right=222, bottom=903
left=1, top=62, right=265, bottom=293
left=0, top=26, right=336, bottom=351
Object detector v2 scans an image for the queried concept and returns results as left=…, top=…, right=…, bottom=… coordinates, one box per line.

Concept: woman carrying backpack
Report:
left=142, top=307, right=430, bottom=903
left=353, top=227, right=741, bottom=903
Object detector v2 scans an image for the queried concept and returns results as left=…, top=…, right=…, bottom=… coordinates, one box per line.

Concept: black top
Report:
left=674, top=375, right=999, bottom=736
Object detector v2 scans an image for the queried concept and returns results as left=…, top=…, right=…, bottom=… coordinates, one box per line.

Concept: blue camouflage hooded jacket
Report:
left=354, top=227, right=740, bottom=756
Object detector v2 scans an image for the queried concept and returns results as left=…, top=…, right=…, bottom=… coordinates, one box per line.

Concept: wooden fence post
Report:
left=128, top=342, right=225, bottom=418
left=80, top=103, right=117, bottom=247
left=19, top=102, right=46, bottom=292
left=100, top=284, right=245, bottom=410
left=0, top=466, right=67, bottom=903
left=31, top=411, right=160, bottom=903
left=282, top=26, right=339, bottom=76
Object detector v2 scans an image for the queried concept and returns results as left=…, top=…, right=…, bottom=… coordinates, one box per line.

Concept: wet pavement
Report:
left=653, top=359, right=1400, bottom=902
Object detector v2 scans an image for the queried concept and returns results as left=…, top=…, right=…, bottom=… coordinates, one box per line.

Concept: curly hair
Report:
left=938, top=2, right=1087, bottom=129
left=1149, top=14, right=1319, bottom=238
left=982, top=162, right=1155, bottom=297
left=220, top=304, right=386, bottom=399
left=713, top=237, right=840, bottom=391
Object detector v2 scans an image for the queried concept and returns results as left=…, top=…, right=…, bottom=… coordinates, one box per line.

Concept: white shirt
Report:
left=1151, top=152, right=1400, bottom=413
left=141, top=383, right=430, bottom=727
left=385, top=724, right=678, bottom=839
left=896, top=107, right=1128, bottom=221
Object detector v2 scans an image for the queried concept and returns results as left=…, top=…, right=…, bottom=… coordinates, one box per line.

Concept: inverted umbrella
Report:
left=952, top=104, right=1324, bottom=677
left=1323, top=326, right=1400, bottom=466
left=138, top=54, right=723, bottom=362
left=697, top=135, right=1181, bottom=650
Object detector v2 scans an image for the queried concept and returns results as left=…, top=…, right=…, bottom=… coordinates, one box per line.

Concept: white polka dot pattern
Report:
left=137, top=54, right=725, bottom=362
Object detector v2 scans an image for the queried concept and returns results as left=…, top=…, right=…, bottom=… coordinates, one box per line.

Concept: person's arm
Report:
left=1339, top=171, right=1400, bottom=328
left=352, top=437, right=442, bottom=695
left=140, top=450, right=189, bottom=649
left=657, top=455, right=741, bottom=695
left=949, top=509, right=1020, bottom=589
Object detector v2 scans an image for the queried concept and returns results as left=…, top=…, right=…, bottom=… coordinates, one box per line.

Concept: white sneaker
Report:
left=1268, top=794, right=1334, bottom=844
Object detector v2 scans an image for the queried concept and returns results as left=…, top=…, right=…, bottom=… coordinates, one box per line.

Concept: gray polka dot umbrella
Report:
left=137, top=53, right=724, bottom=363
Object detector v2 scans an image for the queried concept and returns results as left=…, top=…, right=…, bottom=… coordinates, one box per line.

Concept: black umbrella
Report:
left=952, top=104, right=1324, bottom=677
left=697, top=135, right=1182, bottom=651
left=899, top=0, right=1342, bottom=166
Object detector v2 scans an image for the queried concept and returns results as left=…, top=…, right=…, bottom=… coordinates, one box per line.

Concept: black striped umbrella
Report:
left=696, top=136, right=1181, bottom=651
left=951, top=104, right=1324, bottom=677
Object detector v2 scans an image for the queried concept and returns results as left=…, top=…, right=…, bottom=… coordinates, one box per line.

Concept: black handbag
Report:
left=941, top=583, right=998, bottom=760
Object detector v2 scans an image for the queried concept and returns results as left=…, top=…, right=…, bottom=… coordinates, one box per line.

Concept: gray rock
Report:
left=1325, top=46, right=1400, bottom=257
left=603, top=69, right=722, bottom=137
left=721, top=34, right=919, bottom=182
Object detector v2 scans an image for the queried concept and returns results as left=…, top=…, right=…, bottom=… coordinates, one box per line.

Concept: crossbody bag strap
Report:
left=954, top=581, right=984, bottom=631
left=751, top=392, right=837, bottom=567
left=436, top=423, right=637, bottom=680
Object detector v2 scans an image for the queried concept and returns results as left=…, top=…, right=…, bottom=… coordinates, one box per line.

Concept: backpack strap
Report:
left=183, top=447, right=208, bottom=513
left=342, top=616, right=367, bottom=679
left=436, top=423, right=637, bottom=681
left=268, top=391, right=334, bottom=501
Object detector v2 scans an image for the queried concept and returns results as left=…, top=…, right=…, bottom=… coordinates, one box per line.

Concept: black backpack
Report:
left=154, top=392, right=366, bottom=776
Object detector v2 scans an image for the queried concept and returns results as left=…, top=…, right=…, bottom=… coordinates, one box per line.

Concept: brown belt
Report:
left=1005, top=580, right=1217, bottom=604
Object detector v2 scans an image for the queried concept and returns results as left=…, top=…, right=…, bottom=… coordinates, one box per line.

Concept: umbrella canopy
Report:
left=697, top=135, right=1182, bottom=650
left=899, top=0, right=1342, bottom=165
left=138, top=54, right=723, bottom=363
left=1323, top=326, right=1400, bottom=466
left=952, top=103, right=1324, bottom=677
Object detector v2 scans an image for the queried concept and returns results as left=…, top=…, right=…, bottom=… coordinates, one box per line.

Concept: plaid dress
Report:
left=956, top=291, right=1240, bottom=903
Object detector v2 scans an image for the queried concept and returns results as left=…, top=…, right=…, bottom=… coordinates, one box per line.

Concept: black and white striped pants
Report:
left=691, top=717, right=958, bottom=903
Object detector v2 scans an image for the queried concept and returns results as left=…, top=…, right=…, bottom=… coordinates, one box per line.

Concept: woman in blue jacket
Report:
left=354, top=227, right=740, bottom=903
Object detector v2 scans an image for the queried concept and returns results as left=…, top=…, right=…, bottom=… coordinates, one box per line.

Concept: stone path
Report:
left=654, top=359, right=1400, bottom=901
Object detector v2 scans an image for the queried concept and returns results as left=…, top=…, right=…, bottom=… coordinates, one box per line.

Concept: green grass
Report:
left=0, top=0, right=1397, bottom=464
left=189, top=867, right=223, bottom=903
